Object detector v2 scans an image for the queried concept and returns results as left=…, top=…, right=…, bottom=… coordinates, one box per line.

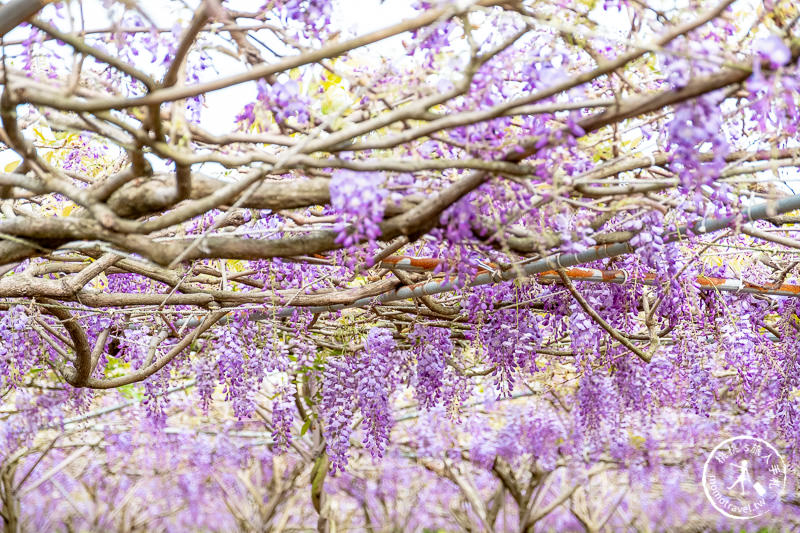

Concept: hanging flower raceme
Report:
left=481, top=309, right=541, bottom=396
left=193, top=354, right=217, bottom=414
left=748, top=35, right=798, bottom=135
left=666, top=94, right=730, bottom=202
left=0, top=307, right=38, bottom=389
left=330, top=170, right=388, bottom=256
left=142, top=364, right=172, bottom=429
left=318, top=328, right=398, bottom=468
left=576, top=367, right=621, bottom=459
left=320, top=356, right=357, bottom=473
left=409, top=324, right=451, bottom=409
left=270, top=384, right=295, bottom=453
left=353, top=328, right=397, bottom=459
left=553, top=211, right=597, bottom=254
left=215, top=321, right=261, bottom=419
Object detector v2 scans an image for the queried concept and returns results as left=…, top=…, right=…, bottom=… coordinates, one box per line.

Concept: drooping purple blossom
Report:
left=754, top=35, right=792, bottom=69
left=270, top=384, right=295, bottom=453
left=330, top=170, right=388, bottom=256
left=353, top=328, right=397, bottom=458
left=320, top=356, right=357, bottom=472
left=409, top=324, right=451, bottom=409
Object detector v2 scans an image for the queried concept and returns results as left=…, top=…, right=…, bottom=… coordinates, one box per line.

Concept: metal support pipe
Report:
left=272, top=194, right=800, bottom=316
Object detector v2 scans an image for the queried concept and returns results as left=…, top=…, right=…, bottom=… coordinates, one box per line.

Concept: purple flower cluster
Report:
left=270, top=384, right=295, bottom=453
left=410, top=19, right=457, bottom=68
left=626, top=211, right=700, bottom=324
left=260, top=79, right=310, bottom=125
left=611, top=353, right=657, bottom=417
left=117, top=324, right=150, bottom=369
left=320, top=356, right=357, bottom=472
left=237, top=79, right=311, bottom=130
left=576, top=368, right=620, bottom=457
left=272, top=0, right=333, bottom=36
left=215, top=320, right=263, bottom=419
left=468, top=404, right=565, bottom=471
left=433, top=193, right=487, bottom=287
left=628, top=211, right=667, bottom=252
left=666, top=95, right=729, bottom=202
left=748, top=37, right=799, bottom=134
left=193, top=354, right=217, bottom=413
left=0, top=307, right=36, bottom=389
left=319, top=328, right=399, bottom=468
left=289, top=337, right=316, bottom=369
left=20, top=27, right=42, bottom=73
left=264, top=332, right=290, bottom=373
left=569, top=302, right=601, bottom=356
left=251, top=255, right=326, bottom=293
left=688, top=354, right=715, bottom=416
left=754, top=35, right=792, bottom=69
left=440, top=193, right=476, bottom=244
left=553, top=212, right=596, bottom=254
left=481, top=309, right=541, bottom=396
left=330, top=170, right=388, bottom=252
left=218, top=340, right=252, bottom=419
left=409, top=324, right=451, bottom=409
left=142, top=366, right=171, bottom=429
left=353, top=328, right=396, bottom=458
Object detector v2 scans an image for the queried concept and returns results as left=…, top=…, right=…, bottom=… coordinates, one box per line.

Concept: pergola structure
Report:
left=0, top=0, right=800, bottom=530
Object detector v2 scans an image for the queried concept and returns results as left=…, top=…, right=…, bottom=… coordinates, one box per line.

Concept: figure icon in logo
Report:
left=703, top=436, right=787, bottom=519
left=727, top=459, right=751, bottom=496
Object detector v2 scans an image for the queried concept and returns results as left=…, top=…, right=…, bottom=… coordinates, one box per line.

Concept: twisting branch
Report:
left=38, top=298, right=93, bottom=386
left=554, top=267, right=652, bottom=363
left=85, top=310, right=227, bottom=389
left=161, top=2, right=211, bottom=88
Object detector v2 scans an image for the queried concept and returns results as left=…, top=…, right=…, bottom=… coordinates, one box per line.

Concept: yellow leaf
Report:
left=62, top=204, right=74, bottom=216
left=320, top=86, right=350, bottom=116
left=226, top=259, right=244, bottom=272
left=321, top=72, right=342, bottom=91
left=629, top=434, right=646, bottom=448
left=94, top=272, right=109, bottom=289
left=3, top=160, right=20, bottom=173
left=592, top=144, right=614, bottom=162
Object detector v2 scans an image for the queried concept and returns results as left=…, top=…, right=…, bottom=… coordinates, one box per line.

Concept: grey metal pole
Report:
left=273, top=194, right=800, bottom=316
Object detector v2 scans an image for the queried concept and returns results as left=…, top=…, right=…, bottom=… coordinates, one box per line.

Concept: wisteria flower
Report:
left=754, top=35, right=792, bottom=68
